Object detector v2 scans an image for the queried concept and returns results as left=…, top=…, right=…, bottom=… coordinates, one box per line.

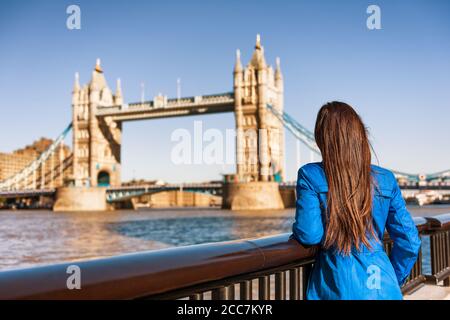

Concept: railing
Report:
left=0, top=214, right=448, bottom=300
left=383, top=217, right=429, bottom=294
left=422, top=214, right=450, bottom=286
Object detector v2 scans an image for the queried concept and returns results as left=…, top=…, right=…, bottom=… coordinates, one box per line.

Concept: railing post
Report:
left=289, top=268, right=299, bottom=300
left=258, top=276, right=270, bottom=300
left=211, top=285, right=233, bottom=300
left=416, top=248, right=423, bottom=279
left=445, top=230, right=450, bottom=286
left=301, top=264, right=312, bottom=300
left=430, top=233, right=437, bottom=276
left=189, top=293, right=203, bottom=300
left=275, top=271, right=286, bottom=300
left=239, top=280, right=252, bottom=300
left=228, top=284, right=235, bottom=300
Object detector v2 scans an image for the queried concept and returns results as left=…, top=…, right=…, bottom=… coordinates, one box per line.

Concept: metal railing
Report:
left=383, top=217, right=429, bottom=294
left=423, top=214, right=450, bottom=286
left=0, top=214, right=448, bottom=300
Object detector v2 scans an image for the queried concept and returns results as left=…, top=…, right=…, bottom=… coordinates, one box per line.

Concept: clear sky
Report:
left=1, top=0, right=449, bottom=183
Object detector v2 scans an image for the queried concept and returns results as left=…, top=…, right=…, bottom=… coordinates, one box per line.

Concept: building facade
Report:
left=0, top=138, right=71, bottom=189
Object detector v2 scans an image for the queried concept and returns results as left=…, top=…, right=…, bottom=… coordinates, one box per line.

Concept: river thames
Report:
left=0, top=205, right=449, bottom=271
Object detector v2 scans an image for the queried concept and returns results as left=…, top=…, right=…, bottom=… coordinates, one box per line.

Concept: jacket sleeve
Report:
left=385, top=175, right=421, bottom=286
left=292, top=167, right=324, bottom=245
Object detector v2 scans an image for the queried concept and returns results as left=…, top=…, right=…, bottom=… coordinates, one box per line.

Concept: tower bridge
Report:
left=0, top=35, right=449, bottom=211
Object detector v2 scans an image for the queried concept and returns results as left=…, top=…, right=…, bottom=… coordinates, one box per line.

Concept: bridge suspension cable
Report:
left=266, top=104, right=449, bottom=183
left=0, top=123, right=73, bottom=191
left=266, top=104, right=320, bottom=155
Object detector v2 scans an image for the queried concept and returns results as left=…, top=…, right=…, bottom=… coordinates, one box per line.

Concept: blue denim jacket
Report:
left=292, top=162, right=421, bottom=300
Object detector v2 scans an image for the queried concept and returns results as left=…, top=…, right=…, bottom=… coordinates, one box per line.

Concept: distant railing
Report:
left=0, top=214, right=448, bottom=300
left=384, top=217, right=429, bottom=294
left=422, top=214, right=450, bottom=286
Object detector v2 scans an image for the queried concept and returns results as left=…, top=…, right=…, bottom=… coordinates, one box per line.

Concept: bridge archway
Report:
left=97, top=171, right=111, bottom=187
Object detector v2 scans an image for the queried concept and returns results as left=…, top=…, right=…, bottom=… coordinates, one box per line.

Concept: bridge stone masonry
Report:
left=0, top=35, right=449, bottom=211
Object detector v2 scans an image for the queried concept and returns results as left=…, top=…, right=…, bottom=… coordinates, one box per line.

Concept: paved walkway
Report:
left=404, top=284, right=450, bottom=300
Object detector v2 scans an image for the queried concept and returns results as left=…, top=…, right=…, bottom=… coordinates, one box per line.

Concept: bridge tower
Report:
left=71, top=59, right=122, bottom=188
left=234, top=35, right=285, bottom=183
left=224, top=35, right=285, bottom=210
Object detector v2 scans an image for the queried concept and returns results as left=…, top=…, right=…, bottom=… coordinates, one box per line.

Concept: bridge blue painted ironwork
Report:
left=106, top=183, right=222, bottom=202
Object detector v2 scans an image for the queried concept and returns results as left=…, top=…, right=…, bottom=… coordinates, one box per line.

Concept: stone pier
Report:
left=53, top=186, right=111, bottom=212
left=222, top=181, right=284, bottom=211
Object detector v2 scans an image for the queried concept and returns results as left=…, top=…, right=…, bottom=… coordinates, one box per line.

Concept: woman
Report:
left=292, top=101, right=421, bottom=300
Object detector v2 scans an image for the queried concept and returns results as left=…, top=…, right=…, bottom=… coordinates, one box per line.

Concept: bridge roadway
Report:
left=1, top=182, right=450, bottom=200
left=0, top=183, right=223, bottom=201
left=96, top=92, right=235, bottom=122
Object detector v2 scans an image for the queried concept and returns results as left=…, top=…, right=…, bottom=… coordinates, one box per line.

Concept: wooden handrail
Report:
left=0, top=234, right=316, bottom=299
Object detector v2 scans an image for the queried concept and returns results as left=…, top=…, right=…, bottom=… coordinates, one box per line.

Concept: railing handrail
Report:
left=0, top=213, right=447, bottom=300
left=0, top=233, right=316, bottom=300
left=425, top=213, right=450, bottom=231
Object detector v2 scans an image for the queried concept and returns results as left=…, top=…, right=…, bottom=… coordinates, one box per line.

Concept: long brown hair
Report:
left=314, top=101, right=375, bottom=255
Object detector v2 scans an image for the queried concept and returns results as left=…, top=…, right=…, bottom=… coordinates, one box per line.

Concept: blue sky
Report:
left=0, top=0, right=449, bottom=182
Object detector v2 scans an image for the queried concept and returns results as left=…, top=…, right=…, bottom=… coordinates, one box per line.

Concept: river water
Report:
left=0, top=205, right=449, bottom=271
